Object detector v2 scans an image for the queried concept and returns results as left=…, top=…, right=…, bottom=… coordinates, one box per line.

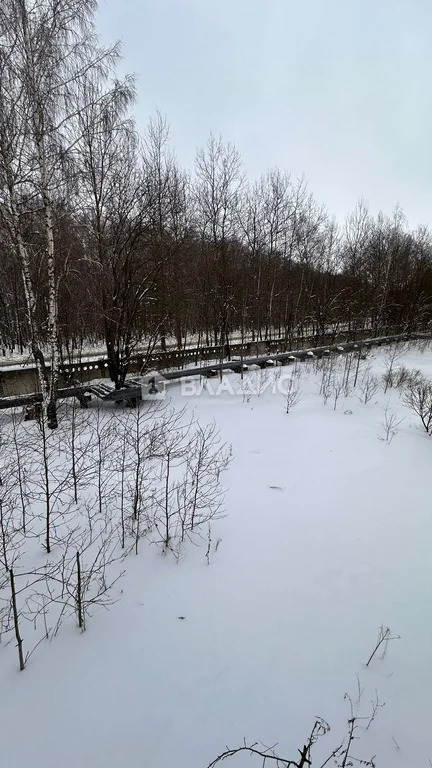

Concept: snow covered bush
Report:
left=383, top=365, right=422, bottom=392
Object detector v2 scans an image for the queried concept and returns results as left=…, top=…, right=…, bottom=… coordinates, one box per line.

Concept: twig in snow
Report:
left=366, top=690, right=385, bottom=730
left=366, top=625, right=400, bottom=666
left=206, top=718, right=331, bottom=767
left=355, top=672, right=364, bottom=704
left=205, top=524, right=211, bottom=565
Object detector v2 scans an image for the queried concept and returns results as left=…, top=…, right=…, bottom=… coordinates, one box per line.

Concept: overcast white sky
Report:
left=97, top=0, right=432, bottom=228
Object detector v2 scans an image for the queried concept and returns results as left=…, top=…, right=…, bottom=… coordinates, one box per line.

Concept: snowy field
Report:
left=0, top=341, right=431, bottom=768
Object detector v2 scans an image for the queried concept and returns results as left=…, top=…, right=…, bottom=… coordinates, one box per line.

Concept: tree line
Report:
left=0, top=0, right=431, bottom=426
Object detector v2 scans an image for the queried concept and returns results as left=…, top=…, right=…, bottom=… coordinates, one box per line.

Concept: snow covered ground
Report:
left=0, top=342, right=431, bottom=768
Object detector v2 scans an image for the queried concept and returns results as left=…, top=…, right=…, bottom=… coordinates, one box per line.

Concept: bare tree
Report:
left=0, top=0, right=128, bottom=426
left=91, top=404, right=116, bottom=526
left=285, top=374, right=301, bottom=414
left=149, top=412, right=231, bottom=552
left=10, top=410, right=32, bottom=533
left=358, top=368, right=380, bottom=404
left=29, top=414, right=77, bottom=553
left=74, top=75, right=161, bottom=387
left=33, top=520, right=123, bottom=634
left=378, top=404, right=404, bottom=444
left=319, top=355, right=336, bottom=405
left=353, top=348, right=368, bottom=388
left=118, top=403, right=170, bottom=554
left=403, top=377, right=432, bottom=433
left=332, top=374, right=345, bottom=411
left=195, top=134, right=243, bottom=360
left=152, top=415, right=192, bottom=550
left=185, top=422, right=230, bottom=533
left=62, top=398, right=94, bottom=504
left=381, top=342, right=408, bottom=393
left=143, top=112, right=190, bottom=353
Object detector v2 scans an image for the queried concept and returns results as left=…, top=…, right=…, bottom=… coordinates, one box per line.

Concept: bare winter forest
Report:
left=1, top=0, right=432, bottom=425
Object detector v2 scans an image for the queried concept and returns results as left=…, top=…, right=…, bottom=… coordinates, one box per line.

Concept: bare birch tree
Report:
left=195, top=135, right=243, bottom=359
left=0, top=0, right=130, bottom=423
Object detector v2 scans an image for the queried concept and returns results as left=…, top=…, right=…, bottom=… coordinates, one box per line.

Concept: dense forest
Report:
left=0, top=0, right=431, bottom=426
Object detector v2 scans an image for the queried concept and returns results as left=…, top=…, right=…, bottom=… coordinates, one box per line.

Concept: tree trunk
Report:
left=76, top=551, right=84, bottom=630
left=10, top=569, right=25, bottom=671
